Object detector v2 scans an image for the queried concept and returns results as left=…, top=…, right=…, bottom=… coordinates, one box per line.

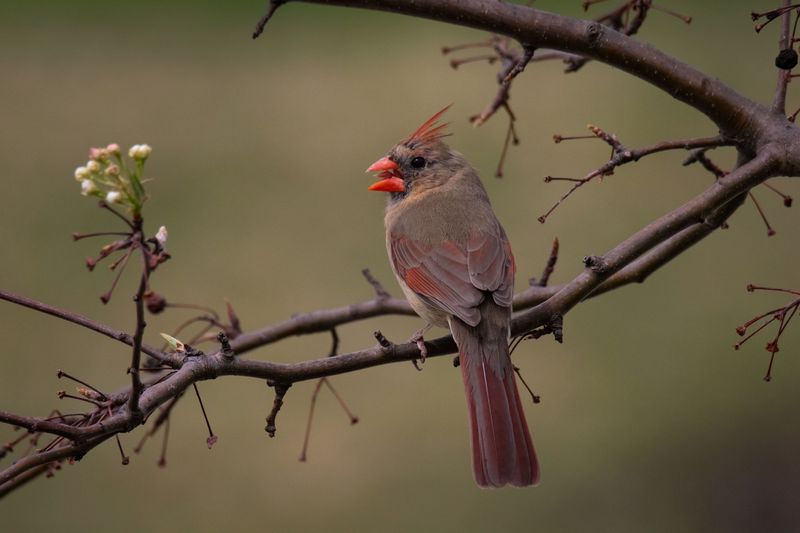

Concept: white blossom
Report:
left=105, top=191, right=122, bottom=204
left=86, top=160, right=101, bottom=173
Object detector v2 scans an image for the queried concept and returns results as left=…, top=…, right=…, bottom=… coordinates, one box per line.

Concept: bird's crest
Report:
left=404, top=104, right=452, bottom=146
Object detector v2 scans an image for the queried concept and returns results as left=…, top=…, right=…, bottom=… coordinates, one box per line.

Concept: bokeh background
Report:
left=1, top=1, right=799, bottom=531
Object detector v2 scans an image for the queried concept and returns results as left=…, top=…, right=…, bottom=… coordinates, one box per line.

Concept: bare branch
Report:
left=0, top=288, right=175, bottom=366
left=3, top=0, right=800, bottom=499
left=230, top=296, right=414, bottom=355
left=540, top=130, right=734, bottom=223
left=269, top=0, right=773, bottom=146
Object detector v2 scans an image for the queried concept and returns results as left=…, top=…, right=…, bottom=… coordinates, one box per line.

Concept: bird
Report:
left=365, top=105, right=539, bottom=488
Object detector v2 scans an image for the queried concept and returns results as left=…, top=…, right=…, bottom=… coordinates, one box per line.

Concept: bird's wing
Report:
left=390, top=229, right=515, bottom=327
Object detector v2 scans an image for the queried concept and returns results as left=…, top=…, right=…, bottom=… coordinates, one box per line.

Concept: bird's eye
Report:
left=410, top=156, right=426, bottom=169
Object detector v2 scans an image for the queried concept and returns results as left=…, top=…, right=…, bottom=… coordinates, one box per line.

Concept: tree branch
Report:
left=264, top=0, right=779, bottom=147
left=0, top=288, right=176, bottom=366
left=3, top=0, right=800, bottom=499
left=514, top=147, right=781, bottom=333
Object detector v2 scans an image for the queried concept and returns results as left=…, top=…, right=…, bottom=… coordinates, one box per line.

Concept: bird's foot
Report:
left=408, top=325, right=432, bottom=370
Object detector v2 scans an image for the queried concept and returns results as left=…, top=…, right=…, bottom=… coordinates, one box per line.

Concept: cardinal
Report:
left=366, top=105, right=539, bottom=488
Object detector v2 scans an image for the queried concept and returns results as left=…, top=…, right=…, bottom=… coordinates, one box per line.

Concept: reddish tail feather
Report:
left=460, top=350, right=539, bottom=487
left=451, top=314, right=539, bottom=488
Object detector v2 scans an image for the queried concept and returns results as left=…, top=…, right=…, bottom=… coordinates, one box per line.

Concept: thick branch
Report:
left=5, top=3, right=800, bottom=491
left=231, top=296, right=415, bottom=355
left=514, top=147, right=780, bottom=333
left=274, top=0, right=780, bottom=148
left=1, top=147, right=778, bottom=494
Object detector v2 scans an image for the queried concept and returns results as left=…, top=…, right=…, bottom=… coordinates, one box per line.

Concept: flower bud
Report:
left=74, top=166, right=90, bottom=181
left=105, top=191, right=122, bottom=204
left=89, top=147, right=109, bottom=161
left=86, top=160, right=101, bottom=173
left=155, top=226, right=168, bottom=247
left=81, top=179, right=98, bottom=196
left=105, top=164, right=120, bottom=177
left=106, top=143, right=121, bottom=155
left=128, top=144, right=152, bottom=161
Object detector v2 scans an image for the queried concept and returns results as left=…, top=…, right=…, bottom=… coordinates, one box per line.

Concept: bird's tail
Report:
left=450, top=311, right=539, bottom=488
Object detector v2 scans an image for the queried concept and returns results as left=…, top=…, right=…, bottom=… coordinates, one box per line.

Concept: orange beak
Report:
left=366, top=157, right=405, bottom=193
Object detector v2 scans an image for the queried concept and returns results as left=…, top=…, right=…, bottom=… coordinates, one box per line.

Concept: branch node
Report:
left=502, top=44, right=535, bottom=84
left=217, top=332, right=235, bottom=358
left=585, top=21, right=604, bottom=47
left=373, top=330, right=394, bottom=351
left=583, top=255, right=610, bottom=273
left=550, top=314, right=564, bottom=344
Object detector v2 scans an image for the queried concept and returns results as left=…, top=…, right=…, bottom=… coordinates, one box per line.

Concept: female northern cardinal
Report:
left=366, top=105, right=539, bottom=488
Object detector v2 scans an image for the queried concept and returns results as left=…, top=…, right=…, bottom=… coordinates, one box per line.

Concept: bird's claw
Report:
left=415, top=337, right=428, bottom=363
left=408, top=325, right=431, bottom=370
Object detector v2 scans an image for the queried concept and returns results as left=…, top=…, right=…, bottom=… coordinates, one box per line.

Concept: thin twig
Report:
left=772, top=0, right=794, bottom=113
left=0, top=288, right=173, bottom=366
left=252, top=0, right=285, bottom=39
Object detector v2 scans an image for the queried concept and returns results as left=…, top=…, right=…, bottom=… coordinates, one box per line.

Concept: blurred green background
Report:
left=1, top=1, right=799, bottom=531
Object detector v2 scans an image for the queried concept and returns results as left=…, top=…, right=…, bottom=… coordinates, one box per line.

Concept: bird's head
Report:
left=366, top=105, right=459, bottom=199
